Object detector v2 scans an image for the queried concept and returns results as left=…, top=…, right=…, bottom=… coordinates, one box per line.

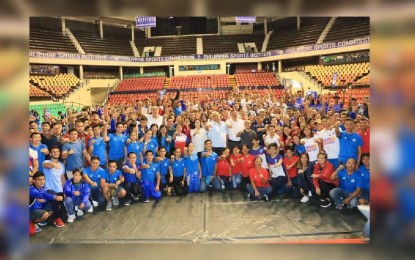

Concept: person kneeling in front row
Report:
left=246, top=156, right=272, bottom=201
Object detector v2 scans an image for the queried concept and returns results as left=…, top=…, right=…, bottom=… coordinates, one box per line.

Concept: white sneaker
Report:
left=301, top=195, right=310, bottom=203
left=75, top=206, right=79, bottom=211
left=92, top=200, right=98, bottom=207
left=87, top=206, right=94, bottom=213
left=76, top=209, right=84, bottom=216
left=112, top=196, right=119, bottom=206
left=106, top=201, right=113, bottom=211
left=308, top=191, right=312, bottom=197
left=67, top=214, right=76, bottom=223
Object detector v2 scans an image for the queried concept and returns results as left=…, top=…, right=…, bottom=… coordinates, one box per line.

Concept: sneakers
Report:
left=300, top=195, right=309, bottom=203
left=54, top=218, right=65, bottom=228
left=308, top=191, right=312, bottom=197
left=262, top=195, right=269, bottom=202
left=76, top=209, right=84, bottom=217
left=320, top=200, right=332, bottom=208
left=124, top=199, right=131, bottom=206
left=38, top=221, right=48, bottom=227
left=320, top=197, right=326, bottom=202
left=35, top=225, right=42, bottom=233
left=87, top=206, right=94, bottom=213
left=132, top=194, right=140, bottom=201
left=335, top=204, right=344, bottom=210
left=67, top=214, right=76, bottom=223
left=143, top=199, right=150, bottom=203
left=106, top=201, right=113, bottom=211
left=92, top=200, right=98, bottom=207
left=247, top=193, right=251, bottom=199
left=112, top=196, right=120, bottom=206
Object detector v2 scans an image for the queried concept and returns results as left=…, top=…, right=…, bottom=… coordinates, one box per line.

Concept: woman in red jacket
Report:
left=240, top=144, right=255, bottom=191
left=212, top=148, right=232, bottom=191
left=247, top=156, right=272, bottom=201
left=311, top=151, right=339, bottom=208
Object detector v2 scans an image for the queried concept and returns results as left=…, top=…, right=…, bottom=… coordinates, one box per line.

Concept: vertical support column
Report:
left=297, top=16, right=300, bottom=31
left=169, top=66, right=174, bottom=77
left=119, top=66, right=123, bottom=80
left=99, top=20, right=103, bottom=39
left=257, top=62, right=262, bottom=72
left=140, top=67, right=144, bottom=74
left=79, top=65, right=84, bottom=80
left=278, top=60, right=282, bottom=73
left=217, top=17, right=221, bottom=34
left=61, top=17, right=66, bottom=35
left=264, top=18, right=267, bottom=35
left=131, top=25, right=135, bottom=43
left=146, top=27, right=152, bottom=38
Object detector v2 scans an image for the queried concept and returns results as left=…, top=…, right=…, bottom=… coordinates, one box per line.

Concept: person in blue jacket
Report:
left=63, top=169, right=91, bottom=223
left=140, top=151, right=162, bottom=203
left=155, top=147, right=172, bottom=195
left=200, top=140, right=218, bottom=193
left=358, top=153, right=370, bottom=205
left=169, top=147, right=188, bottom=196
left=30, top=171, right=64, bottom=231
left=121, top=154, right=142, bottom=206
left=184, top=143, right=202, bottom=193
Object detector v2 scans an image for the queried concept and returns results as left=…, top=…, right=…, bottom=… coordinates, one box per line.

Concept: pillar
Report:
left=278, top=60, right=282, bottom=73
left=264, top=18, right=267, bottom=35
left=119, top=66, right=123, bottom=80
left=140, top=67, right=144, bottom=74
left=297, top=16, right=300, bottom=31
left=99, top=20, right=103, bottom=39
left=61, top=17, right=66, bottom=35
left=257, top=62, right=262, bottom=72
left=131, top=25, right=135, bottom=43
left=217, top=17, right=221, bottom=35
left=79, top=65, right=84, bottom=80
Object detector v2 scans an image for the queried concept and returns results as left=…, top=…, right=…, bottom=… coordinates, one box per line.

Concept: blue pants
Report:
left=212, top=176, right=232, bottom=191
left=187, top=171, right=200, bottom=193
left=329, top=187, right=358, bottom=208
left=63, top=197, right=91, bottom=216
left=246, top=184, right=272, bottom=199
left=90, top=187, right=105, bottom=204
left=231, top=174, right=242, bottom=189
left=142, top=180, right=162, bottom=200
left=199, top=175, right=213, bottom=193
left=269, top=176, right=288, bottom=195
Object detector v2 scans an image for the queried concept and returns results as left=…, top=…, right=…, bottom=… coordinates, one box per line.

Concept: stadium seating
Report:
left=203, top=34, right=265, bottom=54
left=114, top=77, right=166, bottom=92
left=134, top=36, right=198, bottom=56
left=30, top=26, right=78, bottom=53
left=30, top=74, right=81, bottom=99
left=71, top=30, right=133, bottom=56
left=353, top=73, right=370, bottom=86
left=324, top=17, right=370, bottom=43
left=235, top=64, right=259, bottom=74
left=235, top=72, right=280, bottom=87
left=170, top=75, right=230, bottom=89
left=267, top=17, right=330, bottom=50
left=304, top=62, right=370, bottom=87
left=30, top=85, right=52, bottom=99
left=29, top=103, right=67, bottom=119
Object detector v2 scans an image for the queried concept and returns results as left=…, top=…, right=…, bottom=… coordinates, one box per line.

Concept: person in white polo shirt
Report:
left=226, top=110, right=244, bottom=150
left=205, top=111, right=227, bottom=155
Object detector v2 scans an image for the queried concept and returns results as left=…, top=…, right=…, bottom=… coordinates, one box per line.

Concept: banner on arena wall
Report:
left=135, top=16, right=156, bottom=28
left=29, top=36, right=370, bottom=62
left=235, top=16, right=256, bottom=23
left=331, top=72, right=338, bottom=88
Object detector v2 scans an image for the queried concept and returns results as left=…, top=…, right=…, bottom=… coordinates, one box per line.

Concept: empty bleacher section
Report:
left=113, top=77, right=166, bottom=92
left=29, top=103, right=67, bottom=120
left=353, top=73, right=370, bottom=86
left=134, top=36, right=197, bottom=56
left=203, top=34, right=264, bottom=54
left=30, top=17, right=78, bottom=53
left=107, top=93, right=159, bottom=105
left=30, top=85, right=52, bottom=100
left=170, top=75, right=230, bottom=89
left=267, top=17, right=330, bottom=50
left=65, top=20, right=134, bottom=56
left=304, top=62, right=370, bottom=87
left=323, top=17, right=370, bottom=43
left=235, top=72, right=280, bottom=88
left=235, top=64, right=258, bottom=73
left=30, top=74, right=81, bottom=99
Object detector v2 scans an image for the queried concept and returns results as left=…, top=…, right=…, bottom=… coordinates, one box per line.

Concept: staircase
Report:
left=278, top=71, right=321, bottom=93
left=262, top=31, right=272, bottom=52
left=228, top=75, right=237, bottom=90
left=130, top=41, right=140, bottom=57
left=65, top=28, right=85, bottom=54
left=316, top=17, right=337, bottom=44
left=163, top=77, right=171, bottom=89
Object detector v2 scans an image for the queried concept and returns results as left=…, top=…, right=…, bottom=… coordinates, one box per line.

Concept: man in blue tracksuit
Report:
left=30, top=172, right=64, bottom=232
left=140, top=151, right=162, bottom=203
left=82, top=156, right=106, bottom=209
left=103, top=121, right=128, bottom=170
left=63, top=169, right=91, bottom=222
left=200, top=140, right=218, bottom=193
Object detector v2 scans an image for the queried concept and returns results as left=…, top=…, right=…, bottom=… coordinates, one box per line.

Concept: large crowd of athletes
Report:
left=28, top=87, right=370, bottom=236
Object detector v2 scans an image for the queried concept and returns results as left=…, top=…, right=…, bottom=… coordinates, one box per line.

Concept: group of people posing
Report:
left=28, top=88, right=370, bottom=236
